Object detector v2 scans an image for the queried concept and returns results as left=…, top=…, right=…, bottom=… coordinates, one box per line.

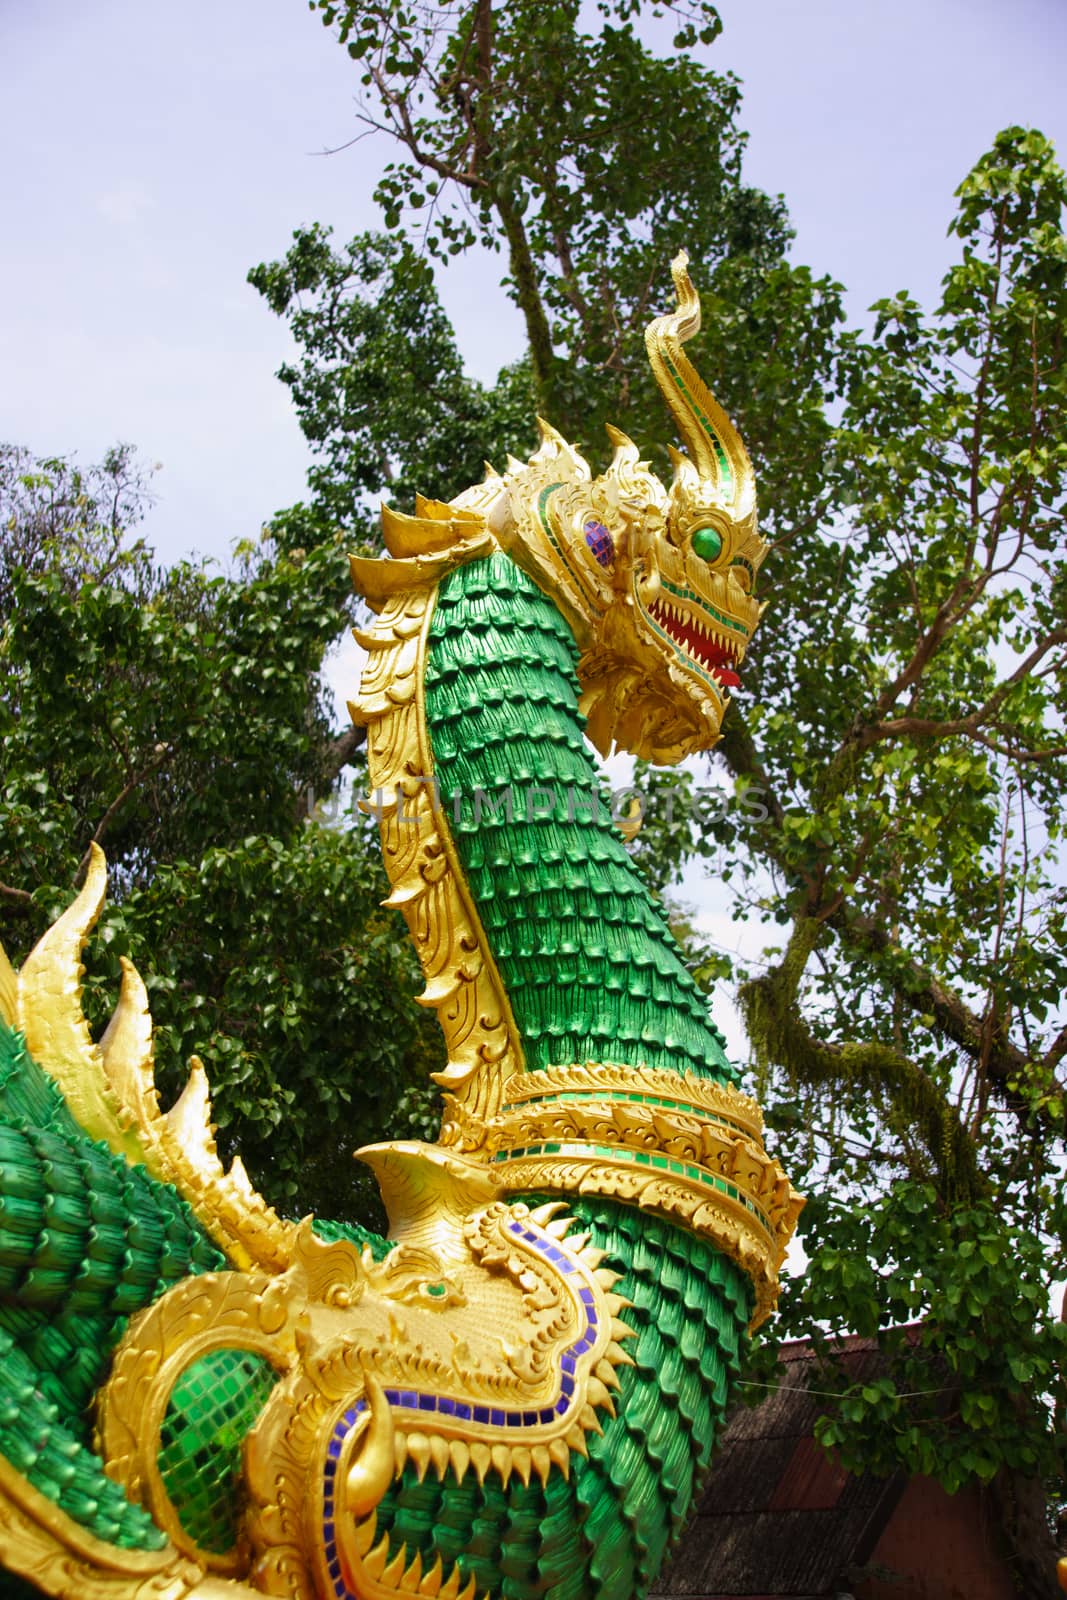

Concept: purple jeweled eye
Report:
left=583, top=519, right=614, bottom=568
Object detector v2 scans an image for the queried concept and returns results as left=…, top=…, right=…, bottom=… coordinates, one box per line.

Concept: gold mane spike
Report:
left=644, top=250, right=757, bottom=527
left=2, top=843, right=295, bottom=1272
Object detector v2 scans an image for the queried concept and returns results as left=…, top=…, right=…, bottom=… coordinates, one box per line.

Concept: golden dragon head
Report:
left=480, top=250, right=766, bottom=762
left=352, top=251, right=766, bottom=765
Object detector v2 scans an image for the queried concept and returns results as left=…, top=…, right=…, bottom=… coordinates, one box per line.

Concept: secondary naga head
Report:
left=352, top=251, right=767, bottom=763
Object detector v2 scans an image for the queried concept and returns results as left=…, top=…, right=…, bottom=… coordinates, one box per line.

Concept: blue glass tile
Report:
left=539, top=1407, right=556, bottom=1424
left=561, top=1375, right=574, bottom=1397
left=399, top=1391, right=418, bottom=1409
left=506, top=1412, right=523, bottom=1428
left=454, top=1402, right=472, bottom=1421
left=327, top=1438, right=342, bottom=1460
left=328, top=1561, right=341, bottom=1580
left=561, top=1354, right=576, bottom=1374
left=555, top=1397, right=569, bottom=1414
left=473, top=1406, right=490, bottom=1424
left=418, top=1393, right=436, bottom=1411
left=437, top=1396, right=457, bottom=1416
left=324, top=1520, right=334, bottom=1542
left=490, top=1409, right=505, bottom=1426
left=580, top=1289, right=596, bottom=1306
left=522, top=1410, right=539, bottom=1426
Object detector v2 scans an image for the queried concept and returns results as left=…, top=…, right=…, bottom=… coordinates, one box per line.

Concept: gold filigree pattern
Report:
left=349, top=522, right=525, bottom=1142
left=97, top=1178, right=632, bottom=1595
left=486, top=1063, right=802, bottom=1331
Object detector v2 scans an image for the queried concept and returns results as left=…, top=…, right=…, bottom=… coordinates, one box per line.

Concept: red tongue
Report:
left=715, top=666, right=741, bottom=689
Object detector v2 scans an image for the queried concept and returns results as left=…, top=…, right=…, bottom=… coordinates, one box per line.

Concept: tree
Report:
left=0, top=450, right=443, bottom=1220
left=256, top=9, right=1067, bottom=1576
left=259, top=0, right=846, bottom=541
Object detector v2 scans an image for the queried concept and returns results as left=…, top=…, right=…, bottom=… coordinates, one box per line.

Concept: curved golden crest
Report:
left=0, top=844, right=296, bottom=1272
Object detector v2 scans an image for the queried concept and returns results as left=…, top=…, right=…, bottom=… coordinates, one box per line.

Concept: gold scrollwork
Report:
left=349, top=525, right=526, bottom=1145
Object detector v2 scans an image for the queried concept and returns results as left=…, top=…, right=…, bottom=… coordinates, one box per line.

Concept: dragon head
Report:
left=473, top=251, right=767, bottom=763
left=352, top=252, right=766, bottom=766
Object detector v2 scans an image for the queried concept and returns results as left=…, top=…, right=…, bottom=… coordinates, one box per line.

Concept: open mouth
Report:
left=647, top=597, right=742, bottom=689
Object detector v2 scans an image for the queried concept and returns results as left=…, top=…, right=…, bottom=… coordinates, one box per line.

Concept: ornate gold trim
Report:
left=349, top=527, right=526, bottom=1146
left=486, top=1062, right=802, bottom=1331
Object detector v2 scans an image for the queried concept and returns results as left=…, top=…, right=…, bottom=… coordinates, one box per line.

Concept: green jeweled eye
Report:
left=691, top=526, right=723, bottom=563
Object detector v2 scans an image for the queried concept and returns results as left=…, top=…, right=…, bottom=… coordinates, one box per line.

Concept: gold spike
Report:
left=611, top=1318, right=639, bottom=1345
left=505, top=454, right=526, bottom=474
left=547, top=1439, right=571, bottom=1479
left=400, top=1551, right=424, bottom=1593
left=469, top=1442, right=492, bottom=1486
left=528, top=1201, right=567, bottom=1226
left=16, top=844, right=144, bottom=1165
left=448, top=1439, right=471, bottom=1485
left=382, top=880, right=430, bottom=910
left=0, top=941, right=16, bottom=1028
left=482, top=461, right=502, bottom=482
left=593, top=1267, right=622, bottom=1290
left=510, top=1447, right=533, bottom=1488
left=382, top=1545, right=410, bottom=1588
left=438, top=1566, right=461, bottom=1600
left=605, top=422, right=638, bottom=454
left=394, top=1432, right=409, bottom=1478
left=585, top=1379, right=616, bottom=1418
left=364, top=1532, right=393, bottom=1581
left=227, top=1154, right=255, bottom=1197
left=163, top=1059, right=215, bottom=1157
left=406, top=1431, right=432, bottom=1484
left=490, top=1444, right=511, bottom=1484
left=353, top=1510, right=379, bottom=1558
left=565, top=1230, right=590, bottom=1254
left=565, top=1425, right=589, bottom=1458
left=429, top=1433, right=451, bottom=1482
left=99, top=955, right=157, bottom=1119
left=580, top=1404, right=605, bottom=1435
left=543, top=1216, right=573, bottom=1241
left=531, top=1445, right=552, bottom=1487
left=595, top=1359, right=622, bottom=1389
left=419, top=1555, right=445, bottom=1597
left=457, top=1574, right=478, bottom=1600
left=536, top=417, right=567, bottom=447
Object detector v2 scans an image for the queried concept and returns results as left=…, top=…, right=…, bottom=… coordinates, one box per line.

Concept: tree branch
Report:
left=739, top=917, right=984, bottom=1204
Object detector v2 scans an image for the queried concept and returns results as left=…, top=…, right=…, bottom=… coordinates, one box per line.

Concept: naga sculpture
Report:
left=0, top=254, right=801, bottom=1600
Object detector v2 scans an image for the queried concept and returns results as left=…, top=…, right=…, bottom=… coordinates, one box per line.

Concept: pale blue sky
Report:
left=2, top=0, right=1065, bottom=568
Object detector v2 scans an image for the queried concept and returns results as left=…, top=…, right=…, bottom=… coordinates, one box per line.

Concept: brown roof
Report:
left=650, top=1336, right=905, bottom=1600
